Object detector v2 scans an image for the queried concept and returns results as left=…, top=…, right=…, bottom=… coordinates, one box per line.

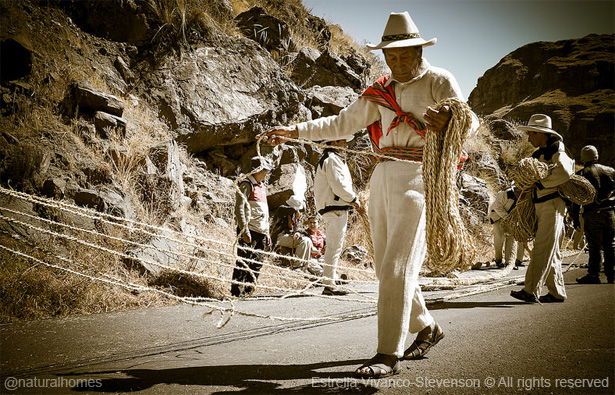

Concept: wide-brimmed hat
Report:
left=518, top=114, right=562, bottom=140
left=366, top=12, right=437, bottom=50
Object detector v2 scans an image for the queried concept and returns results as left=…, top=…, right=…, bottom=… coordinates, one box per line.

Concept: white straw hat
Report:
left=366, top=11, right=437, bottom=50
left=518, top=114, right=562, bottom=140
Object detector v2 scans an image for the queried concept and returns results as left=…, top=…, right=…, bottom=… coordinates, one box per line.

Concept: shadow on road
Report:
left=428, top=300, right=528, bottom=310
left=64, top=360, right=380, bottom=394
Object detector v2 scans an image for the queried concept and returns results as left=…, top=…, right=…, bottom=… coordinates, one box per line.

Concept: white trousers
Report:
left=523, top=197, right=567, bottom=299
left=321, top=210, right=349, bottom=286
left=277, top=234, right=313, bottom=268
left=493, top=221, right=526, bottom=263
left=369, top=161, right=434, bottom=358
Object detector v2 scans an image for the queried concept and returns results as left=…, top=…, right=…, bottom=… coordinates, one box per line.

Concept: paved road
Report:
left=1, top=254, right=613, bottom=394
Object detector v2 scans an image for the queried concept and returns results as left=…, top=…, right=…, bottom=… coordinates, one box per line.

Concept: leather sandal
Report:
left=354, top=353, right=400, bottom=378
left=403, top=322, right=444, bottom=360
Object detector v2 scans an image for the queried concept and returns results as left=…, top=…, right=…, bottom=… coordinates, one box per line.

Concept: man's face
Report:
left=308, top=219, right=318, bottom=230
left=383, top=46, right=422, bottom=82
left=527, top=131, right=548, bottom=148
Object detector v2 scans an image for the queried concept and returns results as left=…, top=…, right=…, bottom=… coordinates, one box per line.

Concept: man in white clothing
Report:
left=261, top=11, right=478, bottom=378
left=315, top=139, right=361, bottom=296
left=510, top=114, right=574, bottom=303
left=489, top=185, right=526, bottom=269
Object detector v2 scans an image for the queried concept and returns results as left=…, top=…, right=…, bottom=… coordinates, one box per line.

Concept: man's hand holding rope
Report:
left=423, top=105, right=451, bottom=134
left=259, top=126, right=298, bottom=146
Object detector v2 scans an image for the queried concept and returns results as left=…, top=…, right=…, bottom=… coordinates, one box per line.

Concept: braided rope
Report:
left=0, top=244, right=378, bottom=325
left=500, top=158, right=548, bottom=242
left=558, top=174, right=596, bottom=205
left=423, top=98, right=476, bottom=275
left=500, top=190, right=537, bottom=242
left=0, top=187, right=377, bottom=276
left=502, top=158, right=596, bottom=241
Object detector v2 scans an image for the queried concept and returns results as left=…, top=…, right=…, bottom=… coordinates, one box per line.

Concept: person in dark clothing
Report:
left=572, top=145, right=615, bottom=284
left=231, top=157, right=274, bottom=297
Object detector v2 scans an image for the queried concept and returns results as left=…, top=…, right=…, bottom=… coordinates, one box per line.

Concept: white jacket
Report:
left=314, top=149, right=357, bottom=214
left=489, top=188, right=517, bottom=223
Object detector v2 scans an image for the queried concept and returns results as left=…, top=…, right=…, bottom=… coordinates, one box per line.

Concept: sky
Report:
left=302, top=0, right=615, bottom=97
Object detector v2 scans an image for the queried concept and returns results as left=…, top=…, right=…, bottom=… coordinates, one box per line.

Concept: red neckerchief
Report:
left=359, top=75, right=468, bottom=169
left=359, top=76, right=426, bottom=147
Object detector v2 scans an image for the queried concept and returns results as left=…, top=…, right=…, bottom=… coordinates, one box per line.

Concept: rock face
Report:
left=235, top=6, right=294, bottom=53
left=290, top=49, right=365, bottom=92
left=469, top=34, right=615, bottom=165
left=142, top=38, right=306, bottom=153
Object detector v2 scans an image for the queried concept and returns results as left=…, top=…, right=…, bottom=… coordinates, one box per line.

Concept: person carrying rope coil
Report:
left=510, top=114, right=574, bottom=304
left=260, top=11, right=479, bottom=379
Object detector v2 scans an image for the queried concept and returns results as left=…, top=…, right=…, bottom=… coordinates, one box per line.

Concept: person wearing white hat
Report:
left=572, top=145, right=615, bottom=284
left=260, top=11, right=479, bottom=377
left=510, top=114, right=574, bottom=303
left=315, top=138, right=362, bottom=295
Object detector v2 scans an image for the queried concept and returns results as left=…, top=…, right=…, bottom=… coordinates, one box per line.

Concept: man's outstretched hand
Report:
left=258, top=126, right=299, bottom=146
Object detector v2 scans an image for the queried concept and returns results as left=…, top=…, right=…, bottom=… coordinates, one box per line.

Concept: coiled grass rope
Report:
left=502, top=157, right=596, bottom=241
left=558, top=174, right=596, bottom=205
left=423, top=98, right=476, bottom=275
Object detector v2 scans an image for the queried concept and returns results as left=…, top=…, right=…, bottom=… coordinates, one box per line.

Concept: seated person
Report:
left=306, top=215, right=325, bottom=260
left=271, top=206, right=313, bottom=269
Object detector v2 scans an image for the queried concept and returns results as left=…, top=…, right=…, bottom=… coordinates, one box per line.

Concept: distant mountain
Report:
left=469, top=34, right=615, bottom=166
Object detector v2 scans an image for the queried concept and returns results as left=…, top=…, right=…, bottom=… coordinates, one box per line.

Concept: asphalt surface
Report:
left=1, top=253, right=613, bottom=395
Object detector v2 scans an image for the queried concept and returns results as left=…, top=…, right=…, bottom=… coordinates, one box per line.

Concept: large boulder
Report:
left=304, top=85, right=358, bottom=118
left=469, top=34, right=615, bottom=165
left=141, top=38, right=305, bottom=153
left=73, top=83, right=125, bottom=117
left=267, top=163, right=312, bottom=209
left=291, top=49, right=364, bottom=92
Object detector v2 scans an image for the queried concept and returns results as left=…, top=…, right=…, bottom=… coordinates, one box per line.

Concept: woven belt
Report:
left=372, top=144, right=423, bottom=162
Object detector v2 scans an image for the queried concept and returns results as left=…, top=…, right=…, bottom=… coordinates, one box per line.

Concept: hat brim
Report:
left=518, top=125, right=562, bottom=140
left=366, top=37, right=437, bottom=50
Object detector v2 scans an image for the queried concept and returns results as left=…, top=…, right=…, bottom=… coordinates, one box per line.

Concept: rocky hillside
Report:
left=1, top=0, right=610, bottom=321
left=0, top=0, right=388, bottom=320
left=0, top=0, right=380, bottom=220
left=469, top=34, right=615, bottom=166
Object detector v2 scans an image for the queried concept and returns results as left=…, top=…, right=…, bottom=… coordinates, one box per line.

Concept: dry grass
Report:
left=0, top=228, right=169, bottom=323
